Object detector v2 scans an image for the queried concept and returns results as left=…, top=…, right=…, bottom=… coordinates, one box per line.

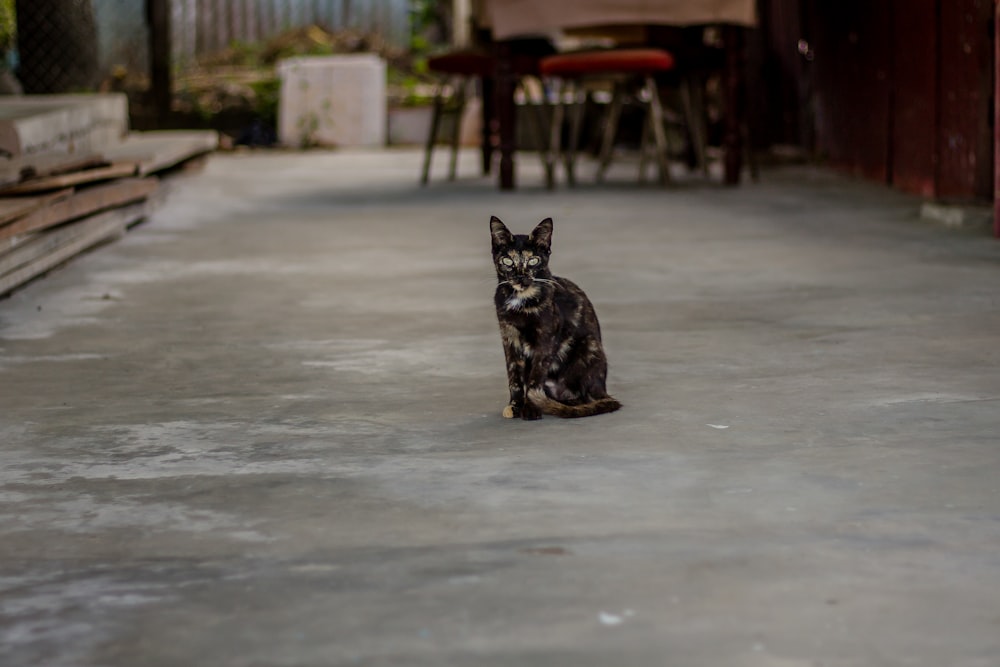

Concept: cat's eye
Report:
left=500, top=257, right=514, bottom=267
left=527, top=257, right=541, bottom=266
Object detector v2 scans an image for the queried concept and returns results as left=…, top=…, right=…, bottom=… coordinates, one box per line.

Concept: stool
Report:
left=539, top=48, right=678, bottom=186
left=421, top=49, right=549, bottom=185
left=421, top=50, right=492, bottom=185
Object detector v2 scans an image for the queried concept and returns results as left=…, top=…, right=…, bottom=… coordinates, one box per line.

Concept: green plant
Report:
left=249, top=77, right=280, bottom=125
left=0, top=0, right=15, bottom=55
left=408, top=0, right=450, bottom=54
left=226, top=39, right=264, bottom=66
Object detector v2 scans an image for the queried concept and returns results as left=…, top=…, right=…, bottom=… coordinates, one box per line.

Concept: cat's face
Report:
left=490, top=217, right=552, bottom=291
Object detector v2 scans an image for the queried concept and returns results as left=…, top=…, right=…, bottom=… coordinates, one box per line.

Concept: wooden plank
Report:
left=0, top=233, right=25, bottom=255
left=0, top=153, right=105, bottom=188
left=0, top=206, right=145, bottom=297
left=102, top=131, right=218, bottom=175
left=0, top=178, right=157, bottom=243
left=0, top=203, right=147, bottom=277
left=0, top=189, right=73, bottom=225
left=0, top=162, right=139, bottom=195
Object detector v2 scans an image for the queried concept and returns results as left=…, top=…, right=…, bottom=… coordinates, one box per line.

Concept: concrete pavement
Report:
left=1, top=149, right=999, bottom=666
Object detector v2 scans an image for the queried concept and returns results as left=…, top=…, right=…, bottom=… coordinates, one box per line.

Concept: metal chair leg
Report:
left=680, top=75, right=709, bottom=177
left=743, top=118, right=760, bottom=182
left=447, top=78, right=467, bottom=181
left=545, top=78, right=565, bottom=190
left=596, top=81, right=624, bottom=183
left=480, top=75, right=495, bottom=175
left=645, top=75, right=671, bottom=185
left=638, top=114, right=651, bottom=183
left=520, top=77, right=553, bottom=188
left=564, top=81, right=585, bottom=187
left=421, top=85, right=446, bottom=186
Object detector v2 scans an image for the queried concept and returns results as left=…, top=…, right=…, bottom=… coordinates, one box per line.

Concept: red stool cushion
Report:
left=540, top=48, right=675, bottom=77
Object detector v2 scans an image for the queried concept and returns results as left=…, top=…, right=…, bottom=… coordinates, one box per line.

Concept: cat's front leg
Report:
left=502, top=341, right=527, bottom=419
left=520, top=348, right=554, bottom=421
left=519, top=398, right=543, bottom=421
left=508, top=355, right=544, bottom=420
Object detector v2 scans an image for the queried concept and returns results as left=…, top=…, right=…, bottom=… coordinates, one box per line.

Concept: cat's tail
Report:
left=527, top=388, right=622, bottom=418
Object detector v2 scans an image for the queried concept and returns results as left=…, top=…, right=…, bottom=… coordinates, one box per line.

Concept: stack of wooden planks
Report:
left=0, top=130, right=217, bottom=297
left=0, top=154, right=156, bottom=296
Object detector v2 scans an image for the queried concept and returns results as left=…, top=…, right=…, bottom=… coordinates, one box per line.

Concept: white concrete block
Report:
left=387, top=106, right=432, bottom=146
left=277, top=55, right=387, bottom=149
left=387, top=99, right=482, bottom=147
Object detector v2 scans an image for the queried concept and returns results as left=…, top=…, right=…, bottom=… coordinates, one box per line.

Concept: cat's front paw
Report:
left=520, top=403, right=543, bottom=421
left=502, top=404, right=519, bottom=419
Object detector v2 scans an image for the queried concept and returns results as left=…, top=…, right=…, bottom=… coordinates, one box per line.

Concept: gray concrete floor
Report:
left=2, top=149, right=999, bottom=667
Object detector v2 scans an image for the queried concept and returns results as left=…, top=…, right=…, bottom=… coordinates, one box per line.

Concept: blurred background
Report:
left=1, top=0, right=994, bottom=204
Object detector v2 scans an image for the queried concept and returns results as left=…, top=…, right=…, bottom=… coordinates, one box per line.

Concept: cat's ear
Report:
left=530, top=218, right=553, bottom=251
left=490, top=216, right=513, bottom=247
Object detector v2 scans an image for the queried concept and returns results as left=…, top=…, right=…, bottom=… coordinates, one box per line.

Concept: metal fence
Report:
left=13, top=0, right=102, bottom=94
left=8, top=0, right=411, bottom=95
left=172, top=0, right=410, bottom=68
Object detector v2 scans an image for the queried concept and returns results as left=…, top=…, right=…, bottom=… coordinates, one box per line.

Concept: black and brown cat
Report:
left=490, top=216, right=621, bottom=420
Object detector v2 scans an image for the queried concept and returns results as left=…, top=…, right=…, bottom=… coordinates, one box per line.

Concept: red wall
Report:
left=759, top=0, right=994, bottom=201
left=937, top=0, right=994, bottom=199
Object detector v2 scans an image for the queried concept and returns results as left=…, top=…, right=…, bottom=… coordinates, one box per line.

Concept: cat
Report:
left=490, top=216, right=621, bottom=420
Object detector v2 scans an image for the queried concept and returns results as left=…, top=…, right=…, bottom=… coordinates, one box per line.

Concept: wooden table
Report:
left=482, top=0, right=758, bottom=189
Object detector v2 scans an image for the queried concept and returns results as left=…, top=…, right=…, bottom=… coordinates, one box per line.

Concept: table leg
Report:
left=495, top=40, right=517, bottom=190
left=723, top=25, right=745, bottom=185
left=995, top=1, right=1000, bottom=238
left=481, top=75, right=495, bottom=175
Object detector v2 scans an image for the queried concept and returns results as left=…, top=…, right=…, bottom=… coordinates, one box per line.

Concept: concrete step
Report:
left=0, top=94, right=130, bottom=158
left=102, top=130, right=219, bottom=176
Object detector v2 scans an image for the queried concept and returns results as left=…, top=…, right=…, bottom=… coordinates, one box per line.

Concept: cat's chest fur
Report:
left=498, top=284, right=544, bottom=313
left=494, top=284, right=557, bottom=353
left=494, top=278, right=580, bottom=331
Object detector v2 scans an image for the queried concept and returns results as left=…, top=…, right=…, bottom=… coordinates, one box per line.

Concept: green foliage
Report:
left=408, top=0, right=448, bottom=54
left=387, top=62, right=435, bottom=107
left=0, top=0, right=15, bottom=54
left=260, top=25, right=337, bottom=65
left=248, top=77, right=280, bottom=125
left=412, top=56, right=429, bottom=76
left=410, top=35, right=429, bottom=53
left=296, top=111, right=320, bottom=148
left=224, top=40, right=264, bottom=67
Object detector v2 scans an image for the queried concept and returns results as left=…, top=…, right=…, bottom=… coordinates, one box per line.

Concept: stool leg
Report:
left=638, top=115, right=651, bottom=183
left=743, top=118, right=760, bottom=182
left=448, top=78, right=467, bottom=181
left=645, top=75, right=671, bottom=185
left=521, top=78, right=553, bottom=186
left=481, top=75, right=495, bottom=175
left=596, top=82, right=625, bottom=183
left=680, top=75, right=709, bottom=177
left=564, top=81, right=585, bottom=187
left=421, top=84, right=446, bottom=185
left=545, top=78, right=565, bottom=190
